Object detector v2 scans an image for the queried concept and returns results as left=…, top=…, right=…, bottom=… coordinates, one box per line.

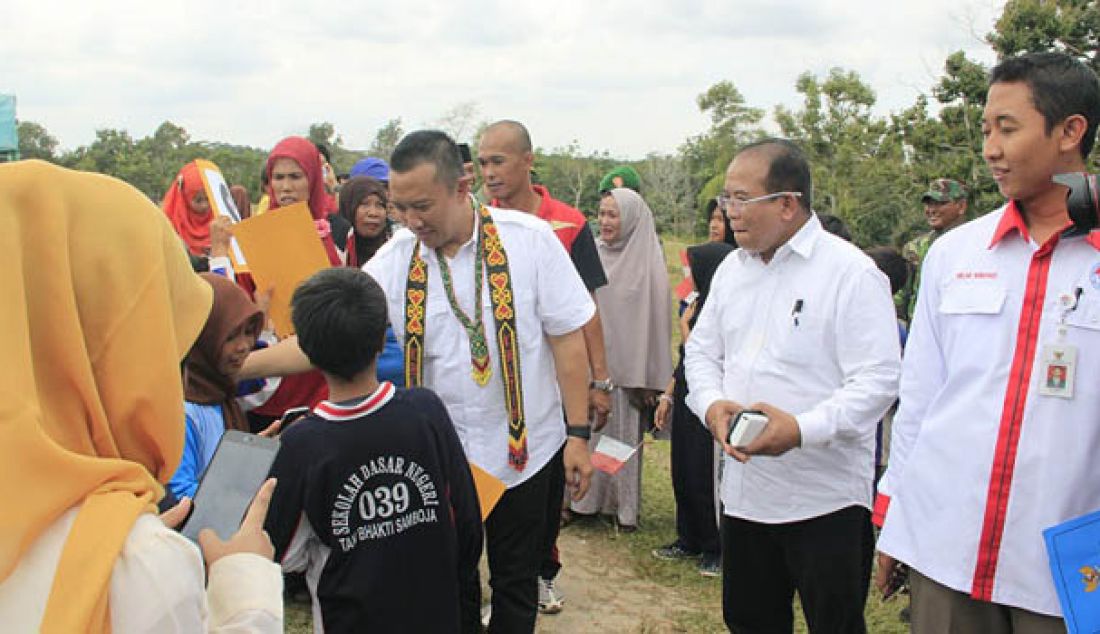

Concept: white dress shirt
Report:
left=365, top=206, right=595, bottom=488
left=877, top=203, right=1100, bottom=616
left=685, top=214, right=901, bottom=523
left=0, top=506, right=283, bottom=632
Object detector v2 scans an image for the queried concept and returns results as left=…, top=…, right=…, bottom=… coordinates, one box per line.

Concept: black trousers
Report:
left=721, top=505, right=873, bottom=634
left=538, top=446, right=565, bottom=580
left=485, top=454, right=556, bottom=633
left=670, top=376, right=720, bottom=556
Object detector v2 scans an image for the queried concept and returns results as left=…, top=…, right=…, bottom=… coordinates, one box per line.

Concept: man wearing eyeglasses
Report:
left=685, top=138, right=901, bottom=633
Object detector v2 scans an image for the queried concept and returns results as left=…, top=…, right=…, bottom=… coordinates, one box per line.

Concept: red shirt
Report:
left=494, top=184, right=586, bottom=252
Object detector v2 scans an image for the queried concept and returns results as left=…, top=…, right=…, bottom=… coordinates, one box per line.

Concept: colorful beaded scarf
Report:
left=404, top=200, right=528, bottom=471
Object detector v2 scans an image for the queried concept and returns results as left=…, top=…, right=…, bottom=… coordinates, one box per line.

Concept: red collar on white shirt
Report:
left=312, top=382, right=395, bottom=422
left=988, top=199, right=1100, bottom=250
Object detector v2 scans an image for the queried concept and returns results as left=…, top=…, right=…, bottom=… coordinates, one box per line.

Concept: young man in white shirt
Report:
left=875, top=51, right=1100, bottom=633
left=685, top=138, right=901, bottom=633
left=365, top=130, right=595, bottom=633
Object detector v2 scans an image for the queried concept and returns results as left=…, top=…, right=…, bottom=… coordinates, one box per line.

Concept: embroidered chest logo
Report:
left=1089, top=262, right=1100, bottom=290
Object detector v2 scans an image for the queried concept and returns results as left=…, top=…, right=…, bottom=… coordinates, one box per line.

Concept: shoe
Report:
left=698, top=554, right=721, bottom=577
left=538, top=577, right=565, bottom=614
left=652, top=542, right=701, bottom=561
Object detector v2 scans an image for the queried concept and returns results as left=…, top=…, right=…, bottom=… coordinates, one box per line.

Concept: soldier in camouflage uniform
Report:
left=899, top=178, right=969, bottom=321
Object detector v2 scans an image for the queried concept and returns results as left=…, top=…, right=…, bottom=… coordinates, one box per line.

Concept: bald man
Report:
left=479, top=120, right=611, bottom=615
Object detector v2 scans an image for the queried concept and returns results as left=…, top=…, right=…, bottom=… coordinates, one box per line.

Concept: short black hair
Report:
left=390, top=130, right=465, bottom=188
left=316, top=142, right=332, bottom=164
left=990, top=51, right=1100, bottom=158
left=291, top=268, right=388, bottom=382
left=738, top=138, right=813, bottom=213
left=818, top=214, right=852, bottom=242
left=866, top=246, right=910, bottom=296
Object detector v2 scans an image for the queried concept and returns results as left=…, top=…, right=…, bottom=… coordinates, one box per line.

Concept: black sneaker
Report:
left=698, top=554, right=721, bottom=577
left=652, top=542, right=701, bottom=561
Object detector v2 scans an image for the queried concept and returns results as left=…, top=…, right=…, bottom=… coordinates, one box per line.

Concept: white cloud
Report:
left=1, top=0, right=1003, bottom=157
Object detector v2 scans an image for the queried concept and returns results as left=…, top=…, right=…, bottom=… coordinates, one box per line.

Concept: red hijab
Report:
left=161, top=161, right=211, bottom=256
left=265, top=137, right=329, bottom=220
left=264, top=136, right=343, bottom=265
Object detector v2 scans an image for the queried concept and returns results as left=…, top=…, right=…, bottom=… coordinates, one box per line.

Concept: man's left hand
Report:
left=738, top=402, right=802, bottom=459
left=563, top=437, right=593, bottom=500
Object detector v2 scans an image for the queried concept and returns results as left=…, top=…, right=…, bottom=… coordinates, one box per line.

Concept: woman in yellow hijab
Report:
left=0, top=161, right=282, bottom=632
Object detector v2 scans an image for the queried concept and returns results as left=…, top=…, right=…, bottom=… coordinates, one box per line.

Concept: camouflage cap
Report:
left=921, top=178, right=967, bottom=203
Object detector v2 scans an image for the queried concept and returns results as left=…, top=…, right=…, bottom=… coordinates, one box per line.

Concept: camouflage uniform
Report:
left=897, top=179, right=968, bottom=320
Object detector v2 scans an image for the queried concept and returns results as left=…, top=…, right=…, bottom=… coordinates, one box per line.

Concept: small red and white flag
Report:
left=590, top=435, right=642, bottom=475
left=674, top=249, right=695, bottom=301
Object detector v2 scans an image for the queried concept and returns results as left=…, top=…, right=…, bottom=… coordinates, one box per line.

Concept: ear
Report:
left=779, top=194, right=802, bottom=221
left=523, top=151, right=535, bottom=171
left=1059, top=114, right=1090, bottom=155
left=455, top=174, right=473, bottom=198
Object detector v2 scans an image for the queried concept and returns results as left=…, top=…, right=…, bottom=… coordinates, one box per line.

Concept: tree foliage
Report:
left=12, top=2, right=1099, bottom=244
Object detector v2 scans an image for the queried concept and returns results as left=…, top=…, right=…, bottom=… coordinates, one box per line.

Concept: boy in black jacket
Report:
left=264, top=267, right=483, bottom=633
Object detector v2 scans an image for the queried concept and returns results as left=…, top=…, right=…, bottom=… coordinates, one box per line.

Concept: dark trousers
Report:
left=485, top=455, right=555, bottom=633
left=670, top=377, right=719, bottom=556
left=721, top=505, right=873, bottom=634
left=538, top=447, right=565, bottom=580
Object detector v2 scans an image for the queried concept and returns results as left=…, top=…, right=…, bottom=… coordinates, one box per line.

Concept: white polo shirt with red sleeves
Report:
left=876, top=200, right=1100, bottom=616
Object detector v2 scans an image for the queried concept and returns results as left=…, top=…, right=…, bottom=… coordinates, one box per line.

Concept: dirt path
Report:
left=532, top=526, right=704, bottom=633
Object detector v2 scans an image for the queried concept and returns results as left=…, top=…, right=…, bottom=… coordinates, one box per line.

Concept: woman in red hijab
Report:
left=161, top=161, right=213, bottom=256
left=265, top=137, right=342, bottom=266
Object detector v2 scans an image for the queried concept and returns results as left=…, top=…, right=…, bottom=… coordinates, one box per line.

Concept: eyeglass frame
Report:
left=716, top=191, right=802, bottom=212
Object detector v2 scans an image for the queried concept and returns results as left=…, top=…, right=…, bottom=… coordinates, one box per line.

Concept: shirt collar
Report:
left=987, top=199, right=1095, bottom=251
left=736, top=212, right=821, bottom=264
left=417, top=197, right=481, bottom=259
left=312, top=381, right=395, bottom=422
left=988, top=200, right=1029, bottom=248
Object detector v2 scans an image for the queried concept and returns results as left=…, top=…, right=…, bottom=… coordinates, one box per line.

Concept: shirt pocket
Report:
left=771, top=315, right=828, bottom=367
left=939, top=281, right=1006, bottom=315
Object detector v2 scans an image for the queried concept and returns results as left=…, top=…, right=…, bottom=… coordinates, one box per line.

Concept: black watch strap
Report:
left=566, top=424, right=592, bottom=440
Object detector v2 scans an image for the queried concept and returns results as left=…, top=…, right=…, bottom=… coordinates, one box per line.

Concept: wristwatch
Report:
left=590, top=378, right=614, bottom=393
left=566, top=424, right=592, bottom=440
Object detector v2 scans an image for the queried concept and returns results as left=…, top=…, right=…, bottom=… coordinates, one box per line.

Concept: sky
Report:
left=1, top=0, right=1005, bottom=159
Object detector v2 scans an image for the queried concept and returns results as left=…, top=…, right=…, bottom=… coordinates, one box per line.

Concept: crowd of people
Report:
left=1, top=49, right=1098, bottom=634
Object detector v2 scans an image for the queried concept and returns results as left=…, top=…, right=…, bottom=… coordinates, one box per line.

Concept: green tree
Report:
left=368, top=118, right=404, bottom=160
left=679, top=80, right=764, bottom=232
left=988, top=0, right=1100, bottom=70
left=16, top=121, right=59, bottom=161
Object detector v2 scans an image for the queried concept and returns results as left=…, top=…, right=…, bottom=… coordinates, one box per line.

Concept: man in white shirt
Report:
left=364, top=130, right=595, bottom=633
left=685, top=138, right=900, bottom=633
left=875, top=51, right=1100, bottom=634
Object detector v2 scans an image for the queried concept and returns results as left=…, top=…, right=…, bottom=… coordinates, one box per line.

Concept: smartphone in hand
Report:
left=180, top=430, right=280, bottom=542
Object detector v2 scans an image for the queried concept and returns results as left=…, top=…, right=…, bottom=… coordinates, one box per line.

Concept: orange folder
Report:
left=230, top=202, right=330, bottom=337
left=469, top=462, right=506, bottom=522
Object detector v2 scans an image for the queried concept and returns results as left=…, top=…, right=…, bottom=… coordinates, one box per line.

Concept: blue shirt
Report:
left=167, top=402, right=227, bottom=500
left=377, top=326, right=405, bottom=387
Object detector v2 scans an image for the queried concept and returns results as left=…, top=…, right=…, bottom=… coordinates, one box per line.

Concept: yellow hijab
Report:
left=0, top=161, right=213, bottom=632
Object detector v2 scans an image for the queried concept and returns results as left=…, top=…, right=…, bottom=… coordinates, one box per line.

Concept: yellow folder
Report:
left=469, top=462, right=506, bottom=522
left=230, top=202, right=330, bottom=337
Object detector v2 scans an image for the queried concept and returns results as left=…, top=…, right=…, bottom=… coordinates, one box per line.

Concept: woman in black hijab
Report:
left=652, top=239, right=734, bottom=576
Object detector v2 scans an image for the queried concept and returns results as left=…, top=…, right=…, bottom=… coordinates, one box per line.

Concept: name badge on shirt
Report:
left=1038, top=342, right=1077, bottom=399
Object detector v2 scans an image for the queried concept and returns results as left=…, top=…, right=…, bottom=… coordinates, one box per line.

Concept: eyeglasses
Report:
left=716, top=191, right=801, bottom=212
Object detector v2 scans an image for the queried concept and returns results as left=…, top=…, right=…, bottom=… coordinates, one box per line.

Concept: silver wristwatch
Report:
left=590, top=378, right=614, bottom=393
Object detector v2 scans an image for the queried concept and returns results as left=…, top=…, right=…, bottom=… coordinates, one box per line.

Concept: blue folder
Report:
left=1044, top=509, right=1100, bottom=633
